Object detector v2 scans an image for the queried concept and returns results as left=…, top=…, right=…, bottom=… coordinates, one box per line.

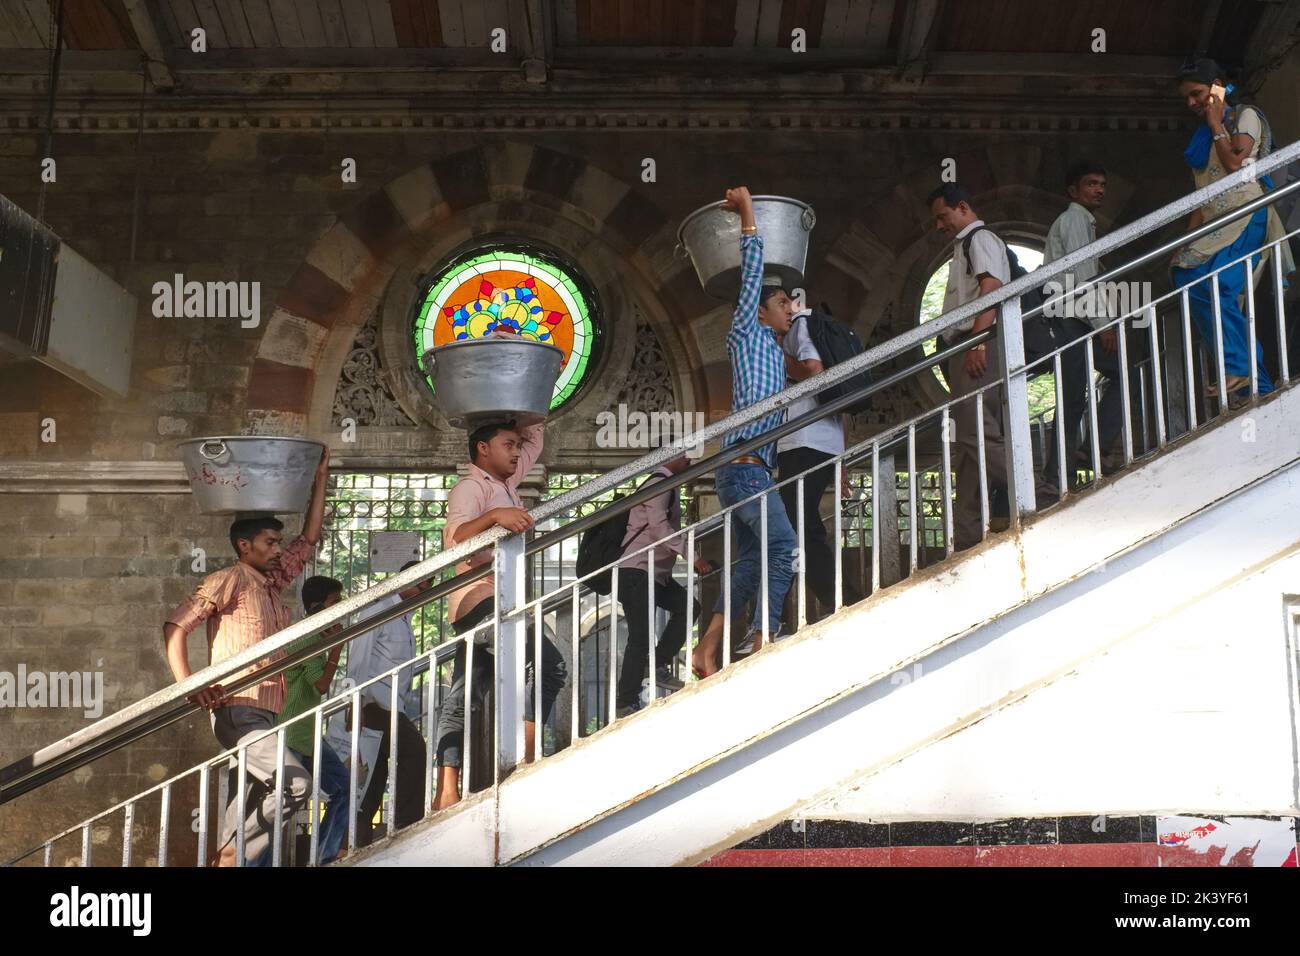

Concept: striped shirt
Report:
left=723, top=233, right=786, bottom=469
left=165, top=536, right=314, bottom=713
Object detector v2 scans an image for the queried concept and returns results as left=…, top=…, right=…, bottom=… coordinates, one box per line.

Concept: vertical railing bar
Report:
left=1138, top=363, right=1149, bottom=456
left=852, top=474, right=863, bottom=595
left=386, top=678, right=399, bottom=836
left=1147, top=306, right=1167, bottom=449
left=975, top=392, right=989, bottom=541
left=608, top=566, right=619, bottom=727
left=940, top=410, right=954, bottom=557
left=463, top=633, right=474, bottom=803
left=685, top=528, right=698, bottom=683
left=43, top=842, right=52, bottom=868
left=1052, top=354, right=1067, bottom=495
left=272, top=728, right=286, bottom=868
left=832, top=459, right=843, bottom=612
left=1086, top=336, right=1102, bottom=480
left=646, top=544, right=657, bottom=705
left=235, top=745, right=248, bottom=867
left=1116, top=320, right=1133, bottom=467
left=722, top=510, right=732, bottom=670
left=197, top=763, right=210, bottom=868
left=907, top=424, right=918, bottom=575
left=759, top=492, right=769, bottom=648
left=121, top=801, right=135, bottom=868
left=424, top=649, right=436, bottom=815
left=81, top=824, right=91, bottom=868
left=534, top=599, right=543, bottom=749
left=1244, top=258, right=1258, bottom=399
left=796, top=476, right=806, bottom=631
left=870, top=444, right=881, bottom=592
left=1211, top=272, right=1229, bottom=411
left=570, top=585, right=581, bottom=732
left=348, top=688, right=360, bottom=856
left=157, top=784, right=171, bottom=867
left=1273, top=241, right=1290, bottom=385
left=310, top=709, right=323, bottom=866
left=1181, top=288, right=1198, bottom=431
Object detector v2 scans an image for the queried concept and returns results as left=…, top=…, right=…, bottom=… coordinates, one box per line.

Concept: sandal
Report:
left=1205, top=375, right=1250, bottom=398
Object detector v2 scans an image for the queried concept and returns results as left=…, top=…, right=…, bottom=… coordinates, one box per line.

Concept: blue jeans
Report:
left=713, top=462, right=798, bottom=637
left=1173, top=207, right=1274, bottom=394
left=289, top=744, right=349, bottom=865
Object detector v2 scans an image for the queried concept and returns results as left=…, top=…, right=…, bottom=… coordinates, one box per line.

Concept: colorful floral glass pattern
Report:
left=413, top=249, right=598, bottom=410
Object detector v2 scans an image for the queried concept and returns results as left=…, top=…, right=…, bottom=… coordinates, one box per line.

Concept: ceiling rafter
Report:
left=121, top=0, right=176, bottom=91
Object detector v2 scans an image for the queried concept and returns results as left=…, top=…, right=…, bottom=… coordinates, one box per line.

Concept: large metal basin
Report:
left=676, top=195, right=816, bottom=299
left=422, top=336, right=563, bottom=429
left=178, top=436, right=325, bottom=515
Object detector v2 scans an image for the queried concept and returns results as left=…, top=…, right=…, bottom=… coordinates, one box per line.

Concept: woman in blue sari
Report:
left=1171, top=59, right=1294, bottom=400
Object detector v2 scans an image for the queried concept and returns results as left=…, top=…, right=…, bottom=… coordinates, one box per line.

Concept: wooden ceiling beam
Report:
left=510, top=0, right=550, bottom=83
left=896, top=0, right=942, bottom=74
left=121, top=0, right=176, bottom=91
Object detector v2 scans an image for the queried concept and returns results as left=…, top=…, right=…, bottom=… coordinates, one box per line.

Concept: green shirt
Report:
left=278, top=651, right=329, bottom=758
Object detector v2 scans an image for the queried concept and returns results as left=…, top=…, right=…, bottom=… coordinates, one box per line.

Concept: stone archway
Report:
left=242, top=142, right=713, bottom=444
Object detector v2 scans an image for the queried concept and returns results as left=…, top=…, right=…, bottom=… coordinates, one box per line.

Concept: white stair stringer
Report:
left=351, top=386, right=1300, bottom=867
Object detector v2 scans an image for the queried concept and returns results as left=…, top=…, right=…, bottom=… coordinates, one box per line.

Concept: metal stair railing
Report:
left=5, top=139, right=1298, bottom=866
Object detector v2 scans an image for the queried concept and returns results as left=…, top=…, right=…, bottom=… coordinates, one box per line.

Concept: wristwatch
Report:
left=1212, top=130, right=1230, bottom=142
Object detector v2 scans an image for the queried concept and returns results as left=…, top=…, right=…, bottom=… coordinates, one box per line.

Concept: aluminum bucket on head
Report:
left=421, top=336, right=564, bottom=429
left=675, top=195, right=816, bottom=300
left=178, top=436, right=325, bottom=515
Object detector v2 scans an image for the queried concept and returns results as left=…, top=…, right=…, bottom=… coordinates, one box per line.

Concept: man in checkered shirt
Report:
left=691, top=186, right=799, bottom=677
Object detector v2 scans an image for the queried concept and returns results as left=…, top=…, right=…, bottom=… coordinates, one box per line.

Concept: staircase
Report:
left=359, top=383, right=1300, bottom=866
left=4, top=139, right=1299, bottom=868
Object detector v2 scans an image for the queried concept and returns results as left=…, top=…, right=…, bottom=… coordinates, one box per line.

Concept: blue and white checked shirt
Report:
left=723, top=234, right=787, bottom=469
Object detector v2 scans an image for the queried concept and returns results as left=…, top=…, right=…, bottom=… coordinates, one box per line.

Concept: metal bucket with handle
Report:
left=178, top=436, right=325, bottom=515
left=421, top=336, right=563, bottom=429
left=675, top=195, right=816, bottom=300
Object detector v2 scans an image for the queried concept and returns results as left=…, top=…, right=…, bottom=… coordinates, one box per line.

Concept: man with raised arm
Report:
left=163, top=449, right=330, bottom=866
left=691, top=186, right=799, bottom=677
left=434, top=338, right=567, bottom=810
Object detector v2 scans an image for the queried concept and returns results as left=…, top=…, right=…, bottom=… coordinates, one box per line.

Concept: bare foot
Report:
left=434, top=766, right=462, bottom=811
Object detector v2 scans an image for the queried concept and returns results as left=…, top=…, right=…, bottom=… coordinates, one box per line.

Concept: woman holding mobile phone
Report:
left=1171, top=58, right=1294, bottom=402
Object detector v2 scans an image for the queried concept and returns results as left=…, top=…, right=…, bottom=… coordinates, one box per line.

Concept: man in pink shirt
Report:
left=433, top=416, right=566, bottom=810
left=164, top=450, right=329, bottom=866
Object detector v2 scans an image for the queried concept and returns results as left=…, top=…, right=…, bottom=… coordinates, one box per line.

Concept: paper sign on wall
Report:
left=369, top=531, right=423, bottom=572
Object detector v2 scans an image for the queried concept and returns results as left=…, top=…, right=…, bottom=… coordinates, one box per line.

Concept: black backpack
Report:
left=575, top=485, right=648, bottom=595
left=802, top=309, right=874, bottom=415
left=962, top=226, right=1057, bottom=375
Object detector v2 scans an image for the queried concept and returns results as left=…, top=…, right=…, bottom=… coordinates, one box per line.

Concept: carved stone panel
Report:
left=615, top=312, right=678, bottom=415
left=332, top=311, right=417, bottom=428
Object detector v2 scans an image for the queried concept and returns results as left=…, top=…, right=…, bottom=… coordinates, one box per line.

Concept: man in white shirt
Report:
left=777, top=306, right=863, bottom=621
left=1042, top=162, right=1124, bottom=480
left=346, top=561, right=430, bottom=846
left=927, top=184, right=1055, bottom=551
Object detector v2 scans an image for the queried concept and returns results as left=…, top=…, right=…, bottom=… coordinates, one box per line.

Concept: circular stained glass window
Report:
left=412, top=244, right=603, bottom=412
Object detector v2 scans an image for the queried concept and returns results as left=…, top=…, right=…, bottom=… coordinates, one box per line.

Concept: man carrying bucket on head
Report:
left=691, top=186, right=799, bottom=678
left=433, top=328, right=568, bottom=811
left=163, top=449, right=330, bottom=867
